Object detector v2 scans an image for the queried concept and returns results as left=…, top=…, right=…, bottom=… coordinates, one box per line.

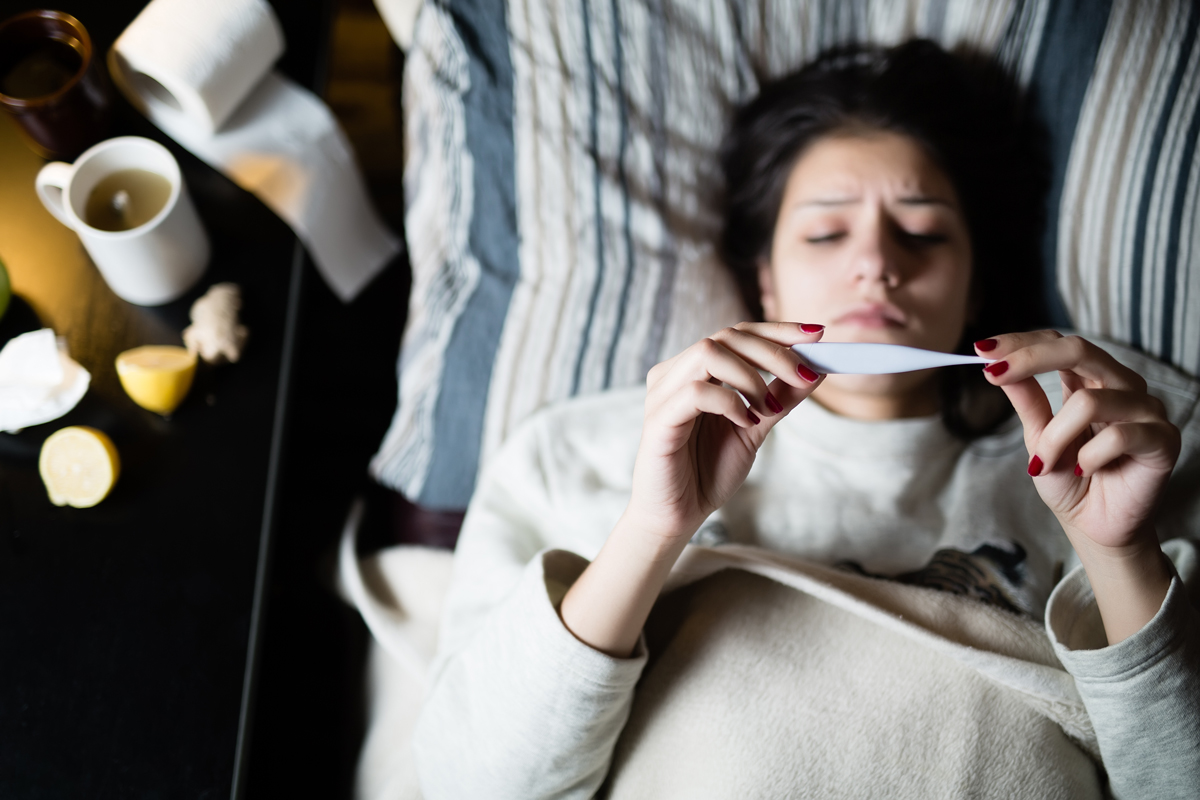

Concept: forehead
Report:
left=781, top=131, right=959, bottom=208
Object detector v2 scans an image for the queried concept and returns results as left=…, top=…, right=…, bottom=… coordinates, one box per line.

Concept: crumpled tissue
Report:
left=0, top=329, right=91, bottom=433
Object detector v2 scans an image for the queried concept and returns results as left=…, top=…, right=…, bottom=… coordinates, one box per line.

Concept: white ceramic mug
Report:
left=35, top=136, right=209, bottom=305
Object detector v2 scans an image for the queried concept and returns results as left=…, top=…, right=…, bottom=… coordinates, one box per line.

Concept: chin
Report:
left=825, top=323, right=955, bottom=353
left=821, top=372, right=919, bottom=395
left=813, top=370, right=941, bottom=419
left=825, top=324, right=920, bottom=347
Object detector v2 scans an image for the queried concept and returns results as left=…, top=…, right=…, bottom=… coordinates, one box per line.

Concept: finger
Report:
left=646, top=351, right=683, bottom=390
left=979, top=333, right=1145, bottom=393
left=650, top=380, right=763, bottom=433
left=973, top=328, right=1064, bottom=356
left=765, top=372, right=825, bottom=411
left=996, top=375, right=1056, bottom=461
left=1075, top=421, right=1182, bottom=477
left=1028, top=389, right=1169, bottom=475
left=651, top=338, right=778, bottom=417
left=731, top=320, right=827, bottom=345
left=712, top=325, right=825, bottom=389
left=738, top=372, right=826, bottom=439
left=648, top=322, right=824, bottom=398
left=976, top=331, right=1090, bottom=402
left=1059, top=370, right=1086, bottom=406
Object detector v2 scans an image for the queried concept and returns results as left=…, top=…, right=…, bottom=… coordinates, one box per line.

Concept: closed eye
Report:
left=805, top=232, right=845, bottom=244
left=901, top=231, right=947, bottom=245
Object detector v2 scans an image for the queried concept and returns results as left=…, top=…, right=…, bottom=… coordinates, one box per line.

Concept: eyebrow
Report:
left=793, top=196, right=955, bottom=209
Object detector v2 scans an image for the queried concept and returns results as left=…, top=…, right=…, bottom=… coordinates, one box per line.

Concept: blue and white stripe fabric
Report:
left=371, top=0, right=1200, bottom=510
left=1054, top=0, right=1200, bottom=372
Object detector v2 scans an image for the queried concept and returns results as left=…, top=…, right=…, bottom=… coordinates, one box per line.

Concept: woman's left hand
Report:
left=976, top=331, right=1181, bottom=550
left=976, top=331, right=1180, bottom=643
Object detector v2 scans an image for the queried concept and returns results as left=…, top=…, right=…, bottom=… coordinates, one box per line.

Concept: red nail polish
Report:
left=1027, top=455, right=1043, bottom=477
left=984, top=360, right=1009, bottom=377
left=765, top=391, right=783, bottom=414
left=1074, top=463, right=1083, bottom=477
left=974, top=338, right=998, bottom=352
left=747, top=410, right=761, bottom=425
left=800, top=323, right=825, bottom=334
left=797, top=364, right=820, bottom=383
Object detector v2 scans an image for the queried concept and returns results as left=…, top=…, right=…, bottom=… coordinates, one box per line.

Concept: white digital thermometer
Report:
left=792, top=343, right=995, bottom=375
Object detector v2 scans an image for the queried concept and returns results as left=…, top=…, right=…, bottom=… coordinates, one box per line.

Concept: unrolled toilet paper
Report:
left=109, top=0, right=400, bottom=302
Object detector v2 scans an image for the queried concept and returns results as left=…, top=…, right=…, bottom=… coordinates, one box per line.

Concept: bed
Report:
left=343, top=0, right=1200, bottom=797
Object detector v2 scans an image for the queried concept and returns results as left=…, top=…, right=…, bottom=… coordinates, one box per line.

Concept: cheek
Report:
left=944, top=252, right=973, bottom=316
left=770, top=261, right=839, bottom=320
left=766, top=236, right=848, bottom=315
left=911, top=253, right=972, bottom=338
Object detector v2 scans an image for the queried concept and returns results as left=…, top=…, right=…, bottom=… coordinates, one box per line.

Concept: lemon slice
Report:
left=39, top=426, right=121, bottom=508
left=115, top=345, right=197, bottom=415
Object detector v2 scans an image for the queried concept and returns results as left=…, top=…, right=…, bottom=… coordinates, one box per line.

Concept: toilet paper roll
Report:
left=109, top=0, right=400, bottom=302
left=108, top=0, right=283, bottom=135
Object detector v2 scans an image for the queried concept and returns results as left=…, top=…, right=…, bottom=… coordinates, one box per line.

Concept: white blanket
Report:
left=337, top=523, right=1137, bottom=799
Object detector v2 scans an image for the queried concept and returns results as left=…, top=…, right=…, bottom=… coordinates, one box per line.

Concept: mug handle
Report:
left=35, top=162, right=77, bottom=229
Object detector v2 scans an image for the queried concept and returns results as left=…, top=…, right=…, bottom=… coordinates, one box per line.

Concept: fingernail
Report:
left=1074, top=463, right=1083, bottom=477
left=797, top=364, right=820, bottom=383
left=1027, top=455, right=1043, bottom=477
left=800, top=323, right=825, bottom=334
left=747, top=410, right=761, bottom=425
left=984, top=360, right=1009, bottom=377
left=764, top=391, right=783, bottom=414
left=974, top=338, right=998, bottom=352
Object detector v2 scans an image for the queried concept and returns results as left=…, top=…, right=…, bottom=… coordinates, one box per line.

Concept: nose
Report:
left=851, top=215, right=900, bottom=289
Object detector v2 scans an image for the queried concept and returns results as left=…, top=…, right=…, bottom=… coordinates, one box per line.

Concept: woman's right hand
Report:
left=561, top=321, right=826, bottom=658
left=628, top=321, right=827, bottom=547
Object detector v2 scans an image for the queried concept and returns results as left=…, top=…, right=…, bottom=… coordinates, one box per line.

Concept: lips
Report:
left=832, top=303, right=907, bottom=329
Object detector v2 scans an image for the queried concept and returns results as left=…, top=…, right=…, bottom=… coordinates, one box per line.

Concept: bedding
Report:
left=342, top=337, right=1200, bottom=799
left=370, top=0, right=1200, bottom=512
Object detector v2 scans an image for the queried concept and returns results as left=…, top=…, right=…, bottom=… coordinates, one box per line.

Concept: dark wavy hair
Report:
left=718, top=39, right=1051, bottom=438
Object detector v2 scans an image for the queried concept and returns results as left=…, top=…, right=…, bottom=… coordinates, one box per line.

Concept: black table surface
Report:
left=0, top=1, right=335, bottom=796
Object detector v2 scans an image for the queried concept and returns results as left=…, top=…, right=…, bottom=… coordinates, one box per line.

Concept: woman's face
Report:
left=760, top=130, right=973, bottom=418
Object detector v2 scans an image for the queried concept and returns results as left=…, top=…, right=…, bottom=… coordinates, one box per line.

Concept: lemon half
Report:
left=116, top=345, right=197, bottom=415
left=39, top=426, right=121, bottom=508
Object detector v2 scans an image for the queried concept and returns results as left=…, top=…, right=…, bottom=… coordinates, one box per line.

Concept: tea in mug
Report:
left=84, top=169, right=173, bottom=232
left=0, top=38, right=81, bottom=100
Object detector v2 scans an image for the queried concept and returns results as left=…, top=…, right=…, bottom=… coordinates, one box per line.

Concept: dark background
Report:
left=245, top=1, right=410, bottom=796
left=0, top=0, right=410, bottom=796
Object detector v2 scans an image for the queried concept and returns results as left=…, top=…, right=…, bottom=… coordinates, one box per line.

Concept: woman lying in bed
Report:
left=413, top=40, right=1199, bottom=799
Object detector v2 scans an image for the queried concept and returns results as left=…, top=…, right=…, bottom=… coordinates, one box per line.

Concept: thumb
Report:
left=997, top=374, right=1055, bottom=457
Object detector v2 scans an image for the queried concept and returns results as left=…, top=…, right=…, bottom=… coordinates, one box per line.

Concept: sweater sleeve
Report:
left=1045, top=539, right=1200, bottom=800
left=413, top=404, right=648, bottom=800
left=414, top=549, right=646, bottom=800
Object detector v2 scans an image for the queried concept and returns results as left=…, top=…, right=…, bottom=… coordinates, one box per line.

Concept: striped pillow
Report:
left=371, top=0, right=1200, bottom=510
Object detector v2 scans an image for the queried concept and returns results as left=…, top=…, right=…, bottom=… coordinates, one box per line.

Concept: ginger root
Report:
left=183, top=283, right=248, bottom=365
